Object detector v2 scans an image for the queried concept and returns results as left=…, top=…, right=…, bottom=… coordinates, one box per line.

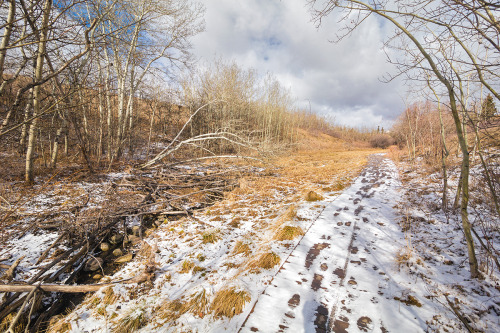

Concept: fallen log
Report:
left=0, top=272, right=150, bottom=293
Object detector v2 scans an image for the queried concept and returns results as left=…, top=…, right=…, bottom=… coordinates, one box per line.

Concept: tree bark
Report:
left=25, top=0, right=52, bottom=184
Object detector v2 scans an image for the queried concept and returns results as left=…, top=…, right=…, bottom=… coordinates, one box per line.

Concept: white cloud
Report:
left=191, top=0, right=405, bottom=128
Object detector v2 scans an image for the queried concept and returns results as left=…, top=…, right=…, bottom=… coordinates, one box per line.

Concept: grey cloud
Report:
left=191, top=0, right=405, bottom=128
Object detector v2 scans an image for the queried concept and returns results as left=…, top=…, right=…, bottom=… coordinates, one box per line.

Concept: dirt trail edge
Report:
left=239, top=154, right=427, bottom=333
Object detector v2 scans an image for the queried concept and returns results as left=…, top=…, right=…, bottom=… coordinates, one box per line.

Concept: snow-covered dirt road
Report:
left=240, top=154, right=452, bottom=332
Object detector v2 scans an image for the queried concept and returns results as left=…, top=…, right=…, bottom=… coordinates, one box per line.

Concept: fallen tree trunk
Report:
left=0, top=272, right=150, bottom=293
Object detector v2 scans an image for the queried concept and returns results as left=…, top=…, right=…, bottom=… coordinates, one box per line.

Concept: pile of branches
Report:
left=0, top=162, right=254, bottom=332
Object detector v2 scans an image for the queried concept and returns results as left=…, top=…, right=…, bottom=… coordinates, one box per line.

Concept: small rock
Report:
left=93, top=274, right=103, bottom=280
left=84, top=257, right=103, bottom=272
left=112, top=248, right=123, bottom=257
left=110, top=234, right=123, bottom=245
left=100, top=242, right=110, bottom=252
left=115, top=253, right=133, bottom=264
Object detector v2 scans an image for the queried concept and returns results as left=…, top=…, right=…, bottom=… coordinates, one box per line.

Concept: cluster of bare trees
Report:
left=1, top=1, right=327, bottom=185
left=0, top=0, right=204, bottom=182
left=309, top=0, right=499, bottom=278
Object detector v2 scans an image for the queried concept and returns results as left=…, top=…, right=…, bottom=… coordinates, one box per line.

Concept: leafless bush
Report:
left=370, top=134, right=394, bottom=149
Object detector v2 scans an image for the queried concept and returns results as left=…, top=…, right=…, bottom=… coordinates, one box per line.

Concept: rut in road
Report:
left=239, top=154, right=421, bottom=333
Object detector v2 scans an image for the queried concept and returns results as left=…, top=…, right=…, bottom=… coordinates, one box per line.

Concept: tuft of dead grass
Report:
left=305, top=190, right=323, bottom=202
left=202, top=229, right=221, bottom=244
left=232, top=241, right=252, bottom=256
left=157, top=298, right=189, bottom=322
left=210, top=287, right=251, bottom=318
left=112, top=305, right=146, bottom=333
left=248, top=251, right=281, bottom=272
left=46, top=315, right=72, bottom=333
left=395, top=247, right=412, bottom=269
left=274, top=225, right=304, bottom=241
left=179, top=260, right=195, bottom=274
left=280, top=205, right=297, bottom=222
left=184, top=288, right=211, bottom=318
left=0, top=313, right=26, bottom=333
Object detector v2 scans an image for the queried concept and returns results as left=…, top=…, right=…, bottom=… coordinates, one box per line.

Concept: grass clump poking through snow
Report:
left=274, top=225, right=304, bottom=241
left=232, top=241, right=251, bottom=256
left=158, top=298, right=189, bottom=322
left=202, top=229, right=221, bottom=243
left=179, top=260, right=195, bottom=273
left=248, top=251, right=281, bottom=272
left=112, top=305, right=147, bottom=333
left=305, top=190, right=323, bottom=202
left=185, top=288, right=211, bottom=318
left=281, top=205, right=297, bottom=221
left=210, top=287, right=251, bottom=318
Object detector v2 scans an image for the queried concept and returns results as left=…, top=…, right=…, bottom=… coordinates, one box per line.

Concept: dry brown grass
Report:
left=179, top=260, right=195, bottom=274
left=157, top=298, right=189, bottom=322
left=46, top=314, right=75, bottom=333
left=102, top=287, right=118, bottom=305
left=274, top=225, right=304, bottom=241
left=395, top=247, right=412, bottom=269
left=232, top=241, right=252, bottom=256
left=305, top=190, right=323, bottom=202
left=112, top=305, right=146, bottom=333
left=202, top=229, right=221, bottom=244
left=248, top=251, right=281, bottom=272
left=184, top=288, right=211, bottom=318
left=210, top=287, right=251, bottom=318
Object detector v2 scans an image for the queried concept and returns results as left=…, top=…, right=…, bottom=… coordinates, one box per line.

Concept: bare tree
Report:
left=309, top=0, right=500, bottom=278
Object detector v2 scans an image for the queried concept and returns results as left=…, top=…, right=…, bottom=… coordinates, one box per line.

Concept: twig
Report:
left=6, top=282, right=40, bottom=333
left=444, top=295, right=475, bottom=333
left=471, top=226, right=500, bottom=271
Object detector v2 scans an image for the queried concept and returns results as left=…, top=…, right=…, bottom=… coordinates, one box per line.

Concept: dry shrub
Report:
left=387, top=145, right=401, bottom=162
left=395, top=247, right=412, bottom=269
left=233, top=241, right=252, bottom=256
left=202, top=229, right=220, bottom=244
left=274, top=225, right=304, bottom=241
left=210, top=287, right=251, bottom=318
left=179, top=260, right=194, bottom=273
left=112, top=305, right=147, bottom=333
left=248, top=251, right=281, bottom=272
left=305, top=190, right=323, bottom=202
left=370, top=134, right=394, bottom=149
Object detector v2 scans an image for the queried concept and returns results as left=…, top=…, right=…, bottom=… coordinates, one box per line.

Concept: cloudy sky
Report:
left=190, top=0, right=405, bottom=129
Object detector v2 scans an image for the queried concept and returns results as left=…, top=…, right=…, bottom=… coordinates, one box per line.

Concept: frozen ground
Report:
left=241, top=154, right=499, bottom=332
left=16, top=153, right=498, bottom=332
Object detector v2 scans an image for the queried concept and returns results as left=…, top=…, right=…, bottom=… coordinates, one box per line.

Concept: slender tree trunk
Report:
left=26, top=0, right=51, bottom=184
left=0, top=0, right=15, bottom=91
left=19, top=90, right=33, bottom=154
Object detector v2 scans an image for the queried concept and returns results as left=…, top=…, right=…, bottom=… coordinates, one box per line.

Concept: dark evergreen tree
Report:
left=481, top=94, right=498, bottom=119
